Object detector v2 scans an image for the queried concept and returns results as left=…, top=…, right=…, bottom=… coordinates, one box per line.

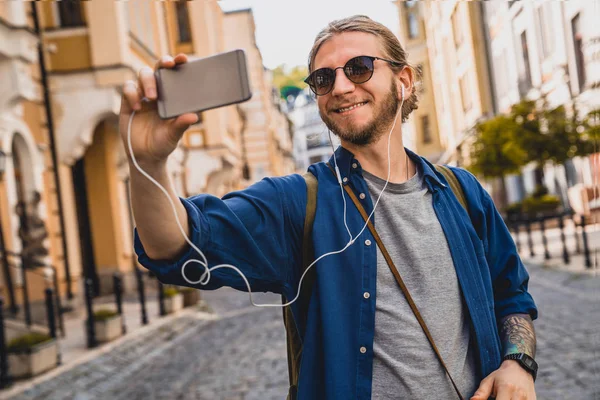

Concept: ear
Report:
left=395, top=65, right=414, bottom=101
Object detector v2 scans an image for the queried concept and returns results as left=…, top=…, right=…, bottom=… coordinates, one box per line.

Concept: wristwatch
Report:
left=502, top=353, right=538, bottom=382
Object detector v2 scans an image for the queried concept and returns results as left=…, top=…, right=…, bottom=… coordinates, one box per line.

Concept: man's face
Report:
left=312, top=32, right=400, bottom=146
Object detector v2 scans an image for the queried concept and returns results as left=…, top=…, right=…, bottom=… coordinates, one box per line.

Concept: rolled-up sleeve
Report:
left=133, top=175, right=306, bottom=295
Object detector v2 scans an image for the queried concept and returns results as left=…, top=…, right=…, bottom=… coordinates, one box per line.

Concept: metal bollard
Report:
left=539, top=217, right=550, bottom=260
left=158, top=279, right=166, bottom=317
left=113, top=273, right=127, bottom=335
left=525, top=219, right=535, bottom=257
left=572, top=214, right=581, bottom=254
left=21, top=261, right=32, bottom=327
left=44, top=288, right=57, bottom=339
left=0, top=297, right=11, bottom=389
left=84, top=278, right=97, bottom=348
left=581, top=215, right=592, bottom=269
left=135, top=267, right=148, bottom=325
left=558, top=214, right=570, bottom=265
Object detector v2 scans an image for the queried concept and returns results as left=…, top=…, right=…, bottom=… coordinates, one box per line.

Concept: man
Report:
left=120, top=15, right=537, bottom=400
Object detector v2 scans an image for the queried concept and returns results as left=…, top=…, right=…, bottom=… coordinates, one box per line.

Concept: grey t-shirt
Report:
left=363, top=166, right=479, bottom=399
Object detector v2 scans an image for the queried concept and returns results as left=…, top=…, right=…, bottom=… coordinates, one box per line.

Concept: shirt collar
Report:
left=327, top=145, right=446, bottom=190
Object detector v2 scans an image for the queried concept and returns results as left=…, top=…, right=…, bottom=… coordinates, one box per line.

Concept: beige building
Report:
left=0, top=1, right=291, bottom=320
left=223, top=9, right=294, bottom=182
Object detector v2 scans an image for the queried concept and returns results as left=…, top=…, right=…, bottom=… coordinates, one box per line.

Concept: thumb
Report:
left=169, top=113, right=199, bottom=142
left=470, top=376, right=494, bottom=400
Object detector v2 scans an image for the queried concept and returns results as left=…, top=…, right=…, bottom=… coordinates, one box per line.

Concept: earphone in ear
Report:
left=401, top=83, right=405, bottom=102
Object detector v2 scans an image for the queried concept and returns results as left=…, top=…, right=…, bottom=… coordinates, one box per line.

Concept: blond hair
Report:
left=308, top=15, right=421, bottom=122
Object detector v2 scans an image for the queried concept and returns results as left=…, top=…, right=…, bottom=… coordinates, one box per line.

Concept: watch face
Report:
left=524, top=358, right=534, bottom=368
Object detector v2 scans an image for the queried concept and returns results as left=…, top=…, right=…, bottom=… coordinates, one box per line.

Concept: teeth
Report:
left=338, top=102, right=366, bottom=113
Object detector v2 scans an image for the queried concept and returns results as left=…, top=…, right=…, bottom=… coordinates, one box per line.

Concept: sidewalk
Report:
left=1, top=283, right=212, bottom=397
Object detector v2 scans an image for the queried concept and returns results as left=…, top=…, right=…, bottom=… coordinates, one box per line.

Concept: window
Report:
left=175, top=0, right=192, bottom=43
left=128, top=0, right=156, bottom=54
left=519, top=31, right=532, bottom=91
left=536, top=3, right=554, bottom=59
left=58, top=0, right=85, bottom=27
left=421, top=115, right=432, bottom=144
left=459, top=74, right=472, bottom=112
left=572, top=14, right=586, bottom=92
left=404, top=1, right=419, bottom=39
left=452, top=8, right=463, bottom=48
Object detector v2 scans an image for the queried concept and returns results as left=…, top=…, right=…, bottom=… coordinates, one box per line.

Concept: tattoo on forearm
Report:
left=499, top=314, right=536, bottom=358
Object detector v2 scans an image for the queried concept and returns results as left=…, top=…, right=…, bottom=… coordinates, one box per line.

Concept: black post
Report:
left=0, top=215, right=18, bottom=316
left=84, top=279, right=97, bottom=348
left=52, top=267, right=65, bottom=338
left=44, top=288, right=57, bottom=339
left=0, top=297, right=11, bottom=389
left=539, top=217, right=551, bottom=260
left=20, top=260, right=32, bottom=327
left=572, top=214, right=581, bottom=254
left=113, top=273, right=126, bottom=335
left=558, top=214, right=570, bottom=264
left=158, top=280, right=166, bottom=317
left=31, top=2, right=73, bottom=301
left=135, top=267, right=148, bottom=325
left=525, top=219, right=535, bottom=257
left=581, top=215, right=592, bottom=269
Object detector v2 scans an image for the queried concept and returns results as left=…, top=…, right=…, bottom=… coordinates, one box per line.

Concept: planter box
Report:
left=181, top=289, right=200, bottom=307
left=164, top=293, right=183, bottom=314
left=8, top=338, right=58, bottom=379
left=94, top=315, right=123, bottom=343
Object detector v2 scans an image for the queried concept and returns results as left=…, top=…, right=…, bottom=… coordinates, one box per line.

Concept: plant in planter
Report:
left=7, top=331, right=57, bottom=378
left=163, top=287, right=183, bottom=314
left=93, top=308, right=122, bottom=343
left=179, top=287, right=201, bottom=307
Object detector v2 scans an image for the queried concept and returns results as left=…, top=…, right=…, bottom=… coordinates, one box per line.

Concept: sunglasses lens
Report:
left=311, top=69, right=334, bottom=95
left=345, top=56, right=374, bottom=83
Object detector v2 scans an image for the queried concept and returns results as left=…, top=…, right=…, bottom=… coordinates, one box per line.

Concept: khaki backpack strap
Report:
left=434, top=164, right=469, bottom=215
left=284, top=171, right=318, bottom=400
left=325, top=163, right=465, bottom=400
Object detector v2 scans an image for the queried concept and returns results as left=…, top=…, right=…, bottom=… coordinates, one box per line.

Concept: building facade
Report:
left=0, top=1, right=292, bottom=321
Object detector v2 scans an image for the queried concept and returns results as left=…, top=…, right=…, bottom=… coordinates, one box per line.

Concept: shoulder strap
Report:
left=325, top=163, right=465, bottom=400
left=283, top=171, right=318, bottom=400
left=434, top=164, right=469, bottom=215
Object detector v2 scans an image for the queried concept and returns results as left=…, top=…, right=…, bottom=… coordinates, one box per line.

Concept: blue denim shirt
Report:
left=134, top=146, right=537, bottom=400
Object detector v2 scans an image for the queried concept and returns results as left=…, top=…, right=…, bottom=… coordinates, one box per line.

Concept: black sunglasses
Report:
left=304, top=55, right=402, bottom=96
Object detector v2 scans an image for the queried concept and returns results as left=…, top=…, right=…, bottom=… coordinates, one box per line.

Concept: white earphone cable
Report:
left=127, top=89, right=405, bottom=308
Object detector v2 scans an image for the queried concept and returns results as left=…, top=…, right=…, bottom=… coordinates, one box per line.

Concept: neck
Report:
left=341, top=123, right=414, bottom=184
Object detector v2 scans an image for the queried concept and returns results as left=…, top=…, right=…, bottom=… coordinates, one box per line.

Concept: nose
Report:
left=330, top=68, right=355, bottom=97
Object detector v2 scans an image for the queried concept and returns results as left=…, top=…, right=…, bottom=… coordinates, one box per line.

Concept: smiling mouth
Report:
left=335, top=101, right=368, bottom=113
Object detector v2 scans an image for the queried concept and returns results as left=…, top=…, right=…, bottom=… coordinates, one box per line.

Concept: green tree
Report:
left=468, top=115, right=528, bottom=205
left=272, top=64, right=308, bottom=99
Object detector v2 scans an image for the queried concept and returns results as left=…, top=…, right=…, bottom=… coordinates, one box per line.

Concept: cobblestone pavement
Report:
left=4, top=265, right=599, bottom=400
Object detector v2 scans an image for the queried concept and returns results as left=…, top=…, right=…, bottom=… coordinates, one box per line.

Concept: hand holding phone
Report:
left=119, top=50, right=252, bottom=167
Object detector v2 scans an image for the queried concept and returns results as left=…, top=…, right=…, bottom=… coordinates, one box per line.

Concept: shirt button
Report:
left=360, top=346, right=367, bottom=354
left=342, top=177, right=348, bottom=183
left=352, top=163, right=358, bottom=169
left=365, top=239, right=371, bottom=246
left=363, top=292, right=370, bottom=299
left=359, top=193, right=366, bottom=200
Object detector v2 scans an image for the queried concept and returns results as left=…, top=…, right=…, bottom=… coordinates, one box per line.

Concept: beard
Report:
left=320, top=80, right=400, bottom=146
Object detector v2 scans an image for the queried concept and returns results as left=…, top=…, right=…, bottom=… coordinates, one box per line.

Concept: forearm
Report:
left=129, top=161, right=190, bottom=260
left=499, top=313, right=536, bottom=358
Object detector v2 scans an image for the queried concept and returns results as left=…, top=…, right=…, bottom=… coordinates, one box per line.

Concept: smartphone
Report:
left=155, top=49, right=252, bottom=119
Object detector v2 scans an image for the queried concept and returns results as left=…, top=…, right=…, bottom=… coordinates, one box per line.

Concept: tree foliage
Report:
left=272, top=64, right=308, bottom=99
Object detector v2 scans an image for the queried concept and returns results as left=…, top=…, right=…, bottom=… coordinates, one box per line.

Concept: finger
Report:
left=471, top=377, right=494, bottom=400
left=172, top=113, right=199, bottom=135
left=138, top=66, right=157, bottom=100
left=173, top=53, right=188, bottom=65
left=122, top=80, right=142, bottom=112
left=154, top=55, right=175, bottom=71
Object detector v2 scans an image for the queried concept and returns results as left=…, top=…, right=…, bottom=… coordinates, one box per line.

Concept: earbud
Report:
left=401, top=84, right=405, bottom=102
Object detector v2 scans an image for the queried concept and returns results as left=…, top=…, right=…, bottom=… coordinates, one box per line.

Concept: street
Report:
left=3, top=262, right=599, bottom=400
